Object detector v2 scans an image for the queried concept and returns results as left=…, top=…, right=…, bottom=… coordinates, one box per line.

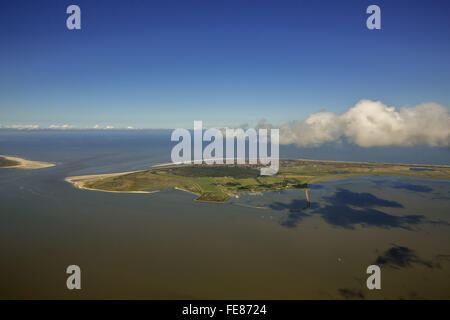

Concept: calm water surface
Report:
left=0, top=130, right=449, bottom=299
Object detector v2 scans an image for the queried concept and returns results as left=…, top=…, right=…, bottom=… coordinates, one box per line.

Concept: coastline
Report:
left=290, top=158, right=450, bottom=168
left=64, top=159, right=450, bottom=200
left=0, top=155, right=55, bottom=170
left=65, top=171, right=159, bottom=194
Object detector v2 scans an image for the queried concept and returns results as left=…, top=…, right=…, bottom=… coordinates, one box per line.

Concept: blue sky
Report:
left=1, top=0, right=449, bottom=129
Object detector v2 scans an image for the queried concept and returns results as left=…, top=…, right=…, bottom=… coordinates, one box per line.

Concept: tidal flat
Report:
left=0, top=130, right=449, bottom=299
left=0, top=155, right=55, bottom=170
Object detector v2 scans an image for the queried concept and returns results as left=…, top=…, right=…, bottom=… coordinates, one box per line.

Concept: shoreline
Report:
left=153, top=158, right=450, bottom=168
left=64, top=159, right=450, bottom=200
left=0, top=155, right=55, bottom=170
left=289, top=158, right=450, bottom=168
left=65, top=171, right=159, bottom=194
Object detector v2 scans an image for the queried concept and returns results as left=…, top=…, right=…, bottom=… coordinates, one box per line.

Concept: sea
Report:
left=0, top=129, right=449, bottom=299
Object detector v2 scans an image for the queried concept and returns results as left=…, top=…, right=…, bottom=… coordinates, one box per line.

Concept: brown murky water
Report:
left=0, top=131, right=449, bottom=299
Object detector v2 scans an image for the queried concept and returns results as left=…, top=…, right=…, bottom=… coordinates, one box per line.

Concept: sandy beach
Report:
left=0, top=155, right=55, bottom=170
left=65, top=171, right=158, bottom=194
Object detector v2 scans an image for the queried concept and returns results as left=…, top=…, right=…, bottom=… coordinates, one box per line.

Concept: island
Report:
left=65, top=159, right=450, bottom=202
left=0, top=155, right=55, bottom=170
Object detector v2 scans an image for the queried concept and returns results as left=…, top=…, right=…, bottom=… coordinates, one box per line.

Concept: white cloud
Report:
left=0, top=124, right=39, bottom=130
left=278, top=99, right=450, bottom=147
left=92, top=125, right=120, bottom=129
left=1, top=124, right=138, bottom=130
left=49, top=124, right=74, bottom=129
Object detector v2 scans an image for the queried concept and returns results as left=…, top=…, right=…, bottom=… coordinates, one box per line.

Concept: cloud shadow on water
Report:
left=375, top=245, right=437, bottom=269
left=274, top=188, right=448, bottom=229
left=392, top=182, right=433, bottom=193
left=269, top=199, right=307, bottom=211
left=270, top=200, right=318, bottom=228
left=371, top=179, right=433, bottom=193
left=338, top=288, right=365, bottom=300
left=325, top=189, right=403, bottom=208
left=280, top=211, right=311, bottom=228
left=313, top=205, right=425, bottom=229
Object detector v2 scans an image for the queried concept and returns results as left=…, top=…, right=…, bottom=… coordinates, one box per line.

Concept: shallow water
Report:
left=0, top=130, right=449, bottom=299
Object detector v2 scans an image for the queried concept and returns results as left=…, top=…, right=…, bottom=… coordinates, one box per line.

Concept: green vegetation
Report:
left=278, top=159, right=450, bottom=183
left=83, top=165, right=309, bottom=202
left=166, top=165, right=259, bottom=178
left=79, top=160, right=450, bottom=202
left=0, top=156, right=19, bottom=168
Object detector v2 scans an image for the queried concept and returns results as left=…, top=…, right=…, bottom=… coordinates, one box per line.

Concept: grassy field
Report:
left=0, top=156, right=19, bottom=168
left=78, top=159, right=450, bottom=202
